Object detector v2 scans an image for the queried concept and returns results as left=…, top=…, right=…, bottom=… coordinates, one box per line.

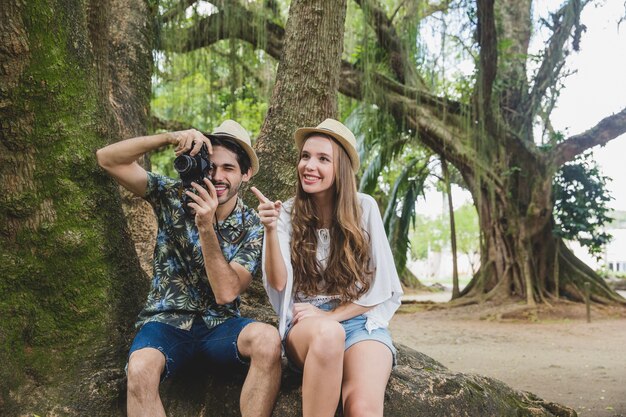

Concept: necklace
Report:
left=318, top=228, right=330, bottom=245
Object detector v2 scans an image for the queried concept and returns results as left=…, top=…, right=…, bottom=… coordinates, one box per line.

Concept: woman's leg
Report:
left=285, top=317, right=346, bottom=417
left=341, top=341, right=393, bottom=417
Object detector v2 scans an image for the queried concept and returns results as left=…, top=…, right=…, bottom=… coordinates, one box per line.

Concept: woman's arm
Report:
left=292, top=302, right=375, bottom=325
left=251, top=187, right=288, bottom=292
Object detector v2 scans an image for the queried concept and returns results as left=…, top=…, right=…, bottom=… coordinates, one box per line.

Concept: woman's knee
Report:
left=308, top=319, right=345, bottom=358
left=343, top=393, right=382, bottom=417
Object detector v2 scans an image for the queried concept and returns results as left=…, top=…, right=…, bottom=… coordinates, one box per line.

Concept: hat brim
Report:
left=209, top=133, right=259, bottom=176
left=294, top=127, right=360, bottom=171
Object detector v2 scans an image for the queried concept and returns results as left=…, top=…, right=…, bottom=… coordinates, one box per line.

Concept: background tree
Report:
left=169, top=0, right=626, bottom=305
left=0, top=0, right=593, bottom=415
left=409, top=203, right=480, bottom=277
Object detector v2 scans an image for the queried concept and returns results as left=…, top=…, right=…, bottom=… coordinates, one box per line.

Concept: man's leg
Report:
left=126, top=321, right=193, bottom=417
left=127, top=348, right=166, bottom=417
left=236, top=322, right=282, bottom=417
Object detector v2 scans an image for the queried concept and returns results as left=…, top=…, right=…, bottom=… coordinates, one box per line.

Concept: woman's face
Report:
left=298, top=135, right=336, bottom=197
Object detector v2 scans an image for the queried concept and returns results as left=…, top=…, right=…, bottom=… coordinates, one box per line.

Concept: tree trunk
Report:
left=104, top=0, right=158, bottom=276
left=0, top=0, right=152, bottom=414
left=457, top=176, right=622, bottom=306
left=251, top=0, right=348, bottom=202
left=153, top=342, right=577, bottom=417
left=442, top=158, right=461, bottom=299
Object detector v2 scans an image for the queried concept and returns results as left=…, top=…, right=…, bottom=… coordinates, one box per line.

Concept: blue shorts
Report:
left=128, top=316, right=255, bottom=381
left=284, top=301, right=397, bottom=370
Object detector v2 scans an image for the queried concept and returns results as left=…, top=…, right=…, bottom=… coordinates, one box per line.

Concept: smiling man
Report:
left=96, top=120, right=281, bottom=417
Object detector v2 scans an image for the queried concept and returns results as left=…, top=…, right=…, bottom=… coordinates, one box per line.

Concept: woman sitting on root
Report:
left=252, top=118, right=403, bottom=417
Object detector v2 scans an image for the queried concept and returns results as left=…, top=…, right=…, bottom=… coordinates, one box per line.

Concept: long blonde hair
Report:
left=290, top=135, right=373, bottom=302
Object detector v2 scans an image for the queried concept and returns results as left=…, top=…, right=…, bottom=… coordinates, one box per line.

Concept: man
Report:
left=96, top=120, right=281, bottom=417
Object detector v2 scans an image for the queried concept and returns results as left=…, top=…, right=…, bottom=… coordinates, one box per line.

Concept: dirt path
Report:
left=389, top=300, right=626, bottom=417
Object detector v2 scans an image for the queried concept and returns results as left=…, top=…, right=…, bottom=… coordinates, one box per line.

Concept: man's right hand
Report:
left=169, top=129, right=213, bottom=157
left=251, top=187, right=282, bottom=231
left=96, top=129, right=210, bottom=198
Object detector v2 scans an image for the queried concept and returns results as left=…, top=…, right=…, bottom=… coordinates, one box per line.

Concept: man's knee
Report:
left=240, top=323, right=281, bottom=364
left=127, top=348, right=165, bottom=395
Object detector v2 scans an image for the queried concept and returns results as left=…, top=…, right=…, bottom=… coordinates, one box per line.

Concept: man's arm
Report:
left=95, top=129, right=211, bottom=196
left=186, top=179, right=254, bottom=304
left=200, top=223, right=253, bottom=305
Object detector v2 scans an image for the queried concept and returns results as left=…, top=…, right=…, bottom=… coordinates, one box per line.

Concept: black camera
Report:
left=174, top=143, right=213, bottom=213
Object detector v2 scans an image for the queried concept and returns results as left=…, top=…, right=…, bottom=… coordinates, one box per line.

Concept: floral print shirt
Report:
left=136, top=172, right=263, bottom=330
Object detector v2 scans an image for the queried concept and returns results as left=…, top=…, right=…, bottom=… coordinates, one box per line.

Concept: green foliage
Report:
left=152, top=2, right=275, bottom=175
left=383, top=157, right=430, bottom=273
left=410, top=203, right=479, bottom=261
left=152, top=45, right=271, bottom=130
left=347, top=106, right=432, bottom=276
left=553, top=151, right=613, bottom=258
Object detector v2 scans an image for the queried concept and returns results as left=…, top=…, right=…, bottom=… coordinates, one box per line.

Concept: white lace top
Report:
left=262, top=193, right=404, bottom=339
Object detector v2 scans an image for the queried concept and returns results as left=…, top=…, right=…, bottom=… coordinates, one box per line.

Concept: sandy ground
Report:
left=389, top=293, right=626, bottom=417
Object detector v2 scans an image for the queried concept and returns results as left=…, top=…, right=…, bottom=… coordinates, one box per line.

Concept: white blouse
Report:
left=262, top=193, right=404, bottom=339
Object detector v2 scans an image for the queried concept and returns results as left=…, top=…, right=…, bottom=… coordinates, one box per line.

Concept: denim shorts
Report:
left=128, top=316, right=255, bottom=381
left=284, top=301, right=397, bottom=370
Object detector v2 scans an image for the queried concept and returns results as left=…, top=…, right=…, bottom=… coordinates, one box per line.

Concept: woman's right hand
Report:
left=251, top=187, right=282, bottom=231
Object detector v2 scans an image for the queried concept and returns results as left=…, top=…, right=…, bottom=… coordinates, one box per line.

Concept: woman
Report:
left=252, top=118, right=403, bottom=417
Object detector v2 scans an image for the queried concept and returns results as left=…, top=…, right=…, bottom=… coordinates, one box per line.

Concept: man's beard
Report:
left=214, top=180, right=240, bottom=205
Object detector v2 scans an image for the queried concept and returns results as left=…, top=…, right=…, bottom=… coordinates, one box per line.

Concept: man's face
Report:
left=209, top=146, right=250, bottom=205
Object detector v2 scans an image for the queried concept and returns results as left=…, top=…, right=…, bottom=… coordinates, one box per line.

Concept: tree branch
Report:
left=150, top=116, right=191, bottom=132
left=210, top=48, right=267, bottom=88
left=165, top=4, right=463, bottom=118
left=552, top=107, right=626, bottom=167
left=161, top=0, right=199, bottom=24
left=159, top=2, right=505, bottom=189
left=353, top=0, right=418, bottom=85
left=161, top=3, right=284, bottom=60
left=526, top=0, right=583, bottom=123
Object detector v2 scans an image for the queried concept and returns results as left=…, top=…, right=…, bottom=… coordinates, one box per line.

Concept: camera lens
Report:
left=174, top=155, right=196, bottom=174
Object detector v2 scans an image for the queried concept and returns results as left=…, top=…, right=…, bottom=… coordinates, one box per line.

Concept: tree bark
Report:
left=251, top=0, right=348, bottom=201
left=104, top=0, right=157, bottom=275
left=0, top=0, right=152, bottom=413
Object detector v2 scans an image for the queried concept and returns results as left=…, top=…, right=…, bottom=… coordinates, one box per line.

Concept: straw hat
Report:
left=294, top=118, right=360, bottom=171
left=209, top=120, right=259, bottom=176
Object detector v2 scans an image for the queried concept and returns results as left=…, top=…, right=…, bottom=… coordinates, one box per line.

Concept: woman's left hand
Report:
left=292, top=303, right=330, bottom=325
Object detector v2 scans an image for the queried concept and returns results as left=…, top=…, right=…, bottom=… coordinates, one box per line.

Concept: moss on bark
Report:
left=0, top=0, right=149, bottom=413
